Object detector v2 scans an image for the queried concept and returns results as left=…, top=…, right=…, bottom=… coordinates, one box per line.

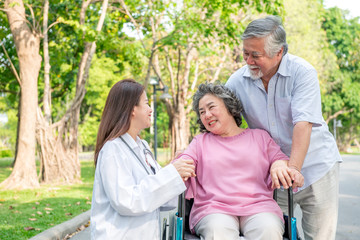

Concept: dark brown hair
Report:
left=94, top=79, right=145, bottom=166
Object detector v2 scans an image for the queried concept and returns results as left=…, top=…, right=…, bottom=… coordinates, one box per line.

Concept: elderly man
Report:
left=226, top=15, right=342, bottom=240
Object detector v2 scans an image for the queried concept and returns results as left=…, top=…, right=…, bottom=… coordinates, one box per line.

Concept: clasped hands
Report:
left=172, top=158, right=196, bottom=182
left=270, top=160, right=304, bottom=190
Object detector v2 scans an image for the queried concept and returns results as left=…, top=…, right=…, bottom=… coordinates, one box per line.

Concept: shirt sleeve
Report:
left=172, top=136, right=199, bottom=199
left=291, top=68, right=323, bottom=126
left=262, top=131, right=289, bottom=188
left=98, top=146, right=186, bottom=216
left=264, top=132, right=289, bottom=163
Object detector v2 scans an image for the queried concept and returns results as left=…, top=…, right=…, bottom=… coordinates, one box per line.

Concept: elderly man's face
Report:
left=242, top=37, right=282, bottom=82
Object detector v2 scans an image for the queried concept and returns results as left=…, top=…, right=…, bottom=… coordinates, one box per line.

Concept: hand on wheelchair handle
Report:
left=288, top=167, right=304, bottom=189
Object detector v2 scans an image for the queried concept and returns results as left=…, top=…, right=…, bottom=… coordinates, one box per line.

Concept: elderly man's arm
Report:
left=289, top=121, right=312, bottom=188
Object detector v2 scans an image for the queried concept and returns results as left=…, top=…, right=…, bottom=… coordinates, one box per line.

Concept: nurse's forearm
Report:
left=289, top=121, right=312, bottom=171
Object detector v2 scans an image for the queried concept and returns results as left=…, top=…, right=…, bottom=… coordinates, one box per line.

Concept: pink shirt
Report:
left=178, top=128, right=289, bottom=231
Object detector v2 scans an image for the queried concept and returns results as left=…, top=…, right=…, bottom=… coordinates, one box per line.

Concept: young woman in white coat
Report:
left=90, top=79, right=195, bottom=239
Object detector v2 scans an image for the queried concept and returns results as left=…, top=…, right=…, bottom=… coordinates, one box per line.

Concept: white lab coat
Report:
left=91, top=133, right=186, bottom=239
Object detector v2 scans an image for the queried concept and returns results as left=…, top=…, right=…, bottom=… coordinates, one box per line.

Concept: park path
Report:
left=294, top=154, right=360, bottom=240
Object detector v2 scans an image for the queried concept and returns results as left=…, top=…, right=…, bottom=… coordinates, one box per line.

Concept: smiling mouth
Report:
left=208, top=120, right=216, bottom=126
left=249, top=66, right=260, bottom=70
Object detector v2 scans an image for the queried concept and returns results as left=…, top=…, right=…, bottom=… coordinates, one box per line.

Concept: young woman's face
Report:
left=132, top=91, right=153, bottom=130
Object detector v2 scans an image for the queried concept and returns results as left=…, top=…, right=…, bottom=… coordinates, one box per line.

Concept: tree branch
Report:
left=325, top=108, right=354, bottom=124
left=43, top=21, right=60, bottom=36
left=25, top=3, right=36, bottom=31
left=117, top=0, right=146, bottom=49
left=1, top=42, right=21, bottom=86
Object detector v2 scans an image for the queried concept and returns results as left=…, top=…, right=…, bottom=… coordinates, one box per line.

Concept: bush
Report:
left=0, top=149, right=13, bottom=158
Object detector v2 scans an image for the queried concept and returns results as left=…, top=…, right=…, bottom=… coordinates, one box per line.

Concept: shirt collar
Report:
left=244, top=66, right=252, bottom=78
left=277, top=53, right=291, bottom=77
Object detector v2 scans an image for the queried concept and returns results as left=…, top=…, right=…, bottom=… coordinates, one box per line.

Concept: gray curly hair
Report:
left=192, top=83, right=243, bottom=133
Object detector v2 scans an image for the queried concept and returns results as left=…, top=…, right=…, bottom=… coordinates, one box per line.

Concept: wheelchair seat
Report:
left=173, top=187, right=300, bottom=240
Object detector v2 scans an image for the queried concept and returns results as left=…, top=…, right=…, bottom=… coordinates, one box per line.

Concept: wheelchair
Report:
left=167, top=187, right=299, bottom=240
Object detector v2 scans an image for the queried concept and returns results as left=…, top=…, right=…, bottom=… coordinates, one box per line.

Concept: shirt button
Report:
left=271, top=122, right=275, bottom=126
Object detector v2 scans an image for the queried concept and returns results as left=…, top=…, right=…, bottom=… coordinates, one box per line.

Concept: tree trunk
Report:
left=43, top=0, right=51, bottom=123
left=1, top=0, right=41, bottom=189
left=170, top=103, right=190, bottom=159
left=168, top=47, right=194, bottom=158
left=12, top=91, right=20, bottom=168
left=36, top=108, right=80, bottom=183
left=36, top=0, right=108, bottom=184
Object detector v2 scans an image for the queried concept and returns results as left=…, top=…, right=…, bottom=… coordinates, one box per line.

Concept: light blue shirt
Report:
left=226, top=53, right=342, bottom=191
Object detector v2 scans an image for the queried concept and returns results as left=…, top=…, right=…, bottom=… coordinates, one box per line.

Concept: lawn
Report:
left=0, top=148, right=171, bottom=240
left=0, top=158, right=95, bottom=240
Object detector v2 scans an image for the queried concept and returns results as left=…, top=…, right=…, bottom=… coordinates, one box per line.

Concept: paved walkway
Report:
left=294, top=154, right=360, bottom=240
left=30, top=154, right=360, bottom=240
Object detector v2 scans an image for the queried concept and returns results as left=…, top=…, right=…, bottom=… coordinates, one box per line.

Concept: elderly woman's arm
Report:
left=270, top=160, right=304, bottom=189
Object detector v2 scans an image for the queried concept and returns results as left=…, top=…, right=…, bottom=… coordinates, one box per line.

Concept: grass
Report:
left=157, top=148, right=172, bottom=166
left=0, top=148, right=171, bottom=240
left=0, top=159, right=95, bottom=240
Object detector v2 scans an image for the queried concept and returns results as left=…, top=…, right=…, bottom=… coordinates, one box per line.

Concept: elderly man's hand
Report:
left=288, top=166, right=304, bottom=189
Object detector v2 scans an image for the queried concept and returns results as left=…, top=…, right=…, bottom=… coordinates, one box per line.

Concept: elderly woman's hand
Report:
left=172, top=158, right=196, bottom=181
left=270, top=160, right=293, bottom=189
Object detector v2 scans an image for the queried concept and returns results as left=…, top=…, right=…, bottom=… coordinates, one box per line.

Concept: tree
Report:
left=36, top=0, right=109, bottom=184
left=120, top=0, right=284, bottom=158
left=0, top=0, right=42, bottom=189
left=0, top=7, right=21, bottom=160
left=0, top=0, right=112, bottom=188
left=321, top=7, right=360, bottom=150
left=283, top=0, right=338, bottom=87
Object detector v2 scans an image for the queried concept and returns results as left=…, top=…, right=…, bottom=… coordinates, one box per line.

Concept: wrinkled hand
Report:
left=270, top=160, right=293, bottom=189
left=288, top=166, right=304, bottom=189
left=172, top=158, right=196, bottom=182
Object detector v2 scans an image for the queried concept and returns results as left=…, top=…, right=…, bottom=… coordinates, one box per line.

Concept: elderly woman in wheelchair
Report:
left=173, top=83, right=304, bottom=240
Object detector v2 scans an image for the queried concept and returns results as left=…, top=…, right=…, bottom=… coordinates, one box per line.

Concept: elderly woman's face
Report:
left=198, top=94, right=235, bottom=137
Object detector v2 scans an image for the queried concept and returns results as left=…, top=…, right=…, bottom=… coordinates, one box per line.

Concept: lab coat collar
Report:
left=121, top=133, right=142, bottom=150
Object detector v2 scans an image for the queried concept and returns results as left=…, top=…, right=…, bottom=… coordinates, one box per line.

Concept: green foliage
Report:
left=0, top=149, right=13, bottom=158
left=0, top=159, right=95, bottom=239
left=0, top=109, right=18, bottom=155
left=127, top=0, right=285, bottom=149
left=321, top=6, right=360, bottom=149
left=5, top=0, right=357, bottom=153
left=321, top=7, right=360, bottom=112
left=155, top=101, right=170, bottom=147
left=79, top=55, right=121, bottom=149
left=284, top=0, right=337, bottom=88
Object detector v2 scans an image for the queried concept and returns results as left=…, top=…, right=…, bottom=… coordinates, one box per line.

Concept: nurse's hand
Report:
left=172, top=158, right=196, bottom=181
